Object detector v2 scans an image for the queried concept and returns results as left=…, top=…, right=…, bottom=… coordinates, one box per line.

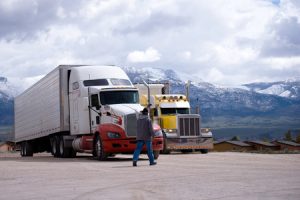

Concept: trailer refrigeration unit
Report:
left=14, top=65, right=163, bottom=160
left=134, top=83, right=213, bottom=154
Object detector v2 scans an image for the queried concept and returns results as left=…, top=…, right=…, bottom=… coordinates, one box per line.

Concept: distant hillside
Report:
left=123, top=67, right=300, bottom=130
left=243, top=78, right=300, bottom=99
left=0, top=77, right=14, bottom=126
left=0, top=126, right=13, bottom=142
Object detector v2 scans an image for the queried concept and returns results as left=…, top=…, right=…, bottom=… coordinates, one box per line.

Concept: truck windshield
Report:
left=100, top=91, right=139, bottom=105
left=161, top=108, right=189, bottom=115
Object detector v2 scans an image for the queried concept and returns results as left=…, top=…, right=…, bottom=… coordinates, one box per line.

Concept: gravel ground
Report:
left=0, top=152, right=300, bottom=200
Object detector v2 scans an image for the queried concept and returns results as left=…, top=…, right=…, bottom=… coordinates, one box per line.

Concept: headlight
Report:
left=107, top=132, right=121, bottom=139
left=163, top=129, right=177, bottom=133
left=154, top=130, right=163, bottom=137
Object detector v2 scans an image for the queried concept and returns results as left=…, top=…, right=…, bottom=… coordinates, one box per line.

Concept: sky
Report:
left=0, top=0, right=300, bottom=89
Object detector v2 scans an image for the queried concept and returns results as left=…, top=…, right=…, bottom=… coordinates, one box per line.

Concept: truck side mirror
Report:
left=91, top=94, right=100, bottom=109
left=96, top=116, right=100, bottom=124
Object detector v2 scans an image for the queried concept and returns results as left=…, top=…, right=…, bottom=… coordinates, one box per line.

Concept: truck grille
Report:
left=125, top=113, right=137, bottom=137
left=178, top=115, right=201, bottom=137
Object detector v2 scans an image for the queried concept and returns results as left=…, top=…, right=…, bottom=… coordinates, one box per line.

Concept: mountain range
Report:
left=123, top=67, right=300, bottom=139
left=1, top=67, right=300, bottom=140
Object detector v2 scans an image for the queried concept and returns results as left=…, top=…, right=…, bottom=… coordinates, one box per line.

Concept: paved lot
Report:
left=0, top=152, right=300, bottom=200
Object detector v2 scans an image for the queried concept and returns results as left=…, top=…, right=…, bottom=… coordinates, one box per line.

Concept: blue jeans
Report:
left=133, top=140, right=155, bottom=164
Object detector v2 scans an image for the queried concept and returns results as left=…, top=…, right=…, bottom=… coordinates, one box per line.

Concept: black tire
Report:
left=20, top=142, right=25, bottom=157
left=51, top=136, right=59, bottom=157
left=26, top=142, right=34, bottom=156
left=21, top=141, right=33, bottom=157
left=58, top=136, right=69, bottom=158
left=200, top=149, right=208, bottom=154
left=161, top=134, right=170, bottom=154
left=58, top=136, right=77, bottom=158
left=69, top=149, right=77, bottom=158
left=181, top=149, right=193, bottom=154
left=93, top=135, right=108, bottom=161
left=153, top=150, right=160, bottom=160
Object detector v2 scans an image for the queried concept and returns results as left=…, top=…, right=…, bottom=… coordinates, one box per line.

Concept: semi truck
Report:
left=14, top=65, right=163, bottom=160
left=134, top=83, right=213, bottom=154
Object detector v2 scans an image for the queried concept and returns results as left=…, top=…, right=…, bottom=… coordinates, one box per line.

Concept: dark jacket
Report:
left=136, top=114, right=154, bottom=141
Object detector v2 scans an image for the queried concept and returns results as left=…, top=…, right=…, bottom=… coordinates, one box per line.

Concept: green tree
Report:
left=284, top=130, right=293, bottom=141
left=262, top=138, right=269, bottom=142
left=231, top=136, right=240, bottom=141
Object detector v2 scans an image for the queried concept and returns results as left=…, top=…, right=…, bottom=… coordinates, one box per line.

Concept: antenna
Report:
left=185, top=80, right=191, bottom=102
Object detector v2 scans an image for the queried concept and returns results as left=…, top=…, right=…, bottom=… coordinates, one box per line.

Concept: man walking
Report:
left=133, top=108, right=157, bottom=167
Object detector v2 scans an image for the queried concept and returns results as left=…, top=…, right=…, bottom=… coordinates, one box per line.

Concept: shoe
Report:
left=133, top=161, right=137, bottom=167
left=150, top=162, right=157, bottom=166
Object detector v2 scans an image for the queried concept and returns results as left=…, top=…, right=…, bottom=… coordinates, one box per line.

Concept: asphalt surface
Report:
left=0, top=152, right=300, bottom=200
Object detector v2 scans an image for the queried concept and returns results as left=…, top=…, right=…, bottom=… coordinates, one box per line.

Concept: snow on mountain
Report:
left=122, top=66, right=181, bottom=83
left=280, top=90, right=292, bottom=98
left=123, top=66, right=300, bottom=130
left=123, top=66, right=300, bottom=100
left=243, top=79, right=300, bottom=99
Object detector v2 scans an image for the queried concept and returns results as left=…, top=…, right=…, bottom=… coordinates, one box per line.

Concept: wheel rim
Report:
left=96, top=138, right=101, bottom=157
left=24, top=143, right=27, bottom=156
left=21, top=143, right=24, bottom=156
left=52, top=139, right=57, bottom=154
left=59, top=139, right=64, bottom=155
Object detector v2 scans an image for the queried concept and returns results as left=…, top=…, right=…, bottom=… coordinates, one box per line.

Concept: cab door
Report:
left=90, top=94, right=101, bottom=131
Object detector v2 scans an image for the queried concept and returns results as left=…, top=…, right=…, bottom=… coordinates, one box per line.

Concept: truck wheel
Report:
left=93, top=135, right=108, bottom=161
left=153, top=150, right=160, bottom=160
left=68, top=149, right=77, bottom=158
left=20, top=143, right=25, bottom=157
left=58, top=136, right=76, bottom=158
left=51, top=136, right=59, bottom=157
left=58, top=136, right=69, bottom=158
left=21, top=141, right=33, bottom=157
left=200, top=149, right=208, bottom=154
left=181, top=149, right=193, bottom=154
left=161, top=135, right=170, bottom=154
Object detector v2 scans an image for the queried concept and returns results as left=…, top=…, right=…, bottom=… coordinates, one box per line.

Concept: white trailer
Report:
left=15, top=65, right=163, bottom=159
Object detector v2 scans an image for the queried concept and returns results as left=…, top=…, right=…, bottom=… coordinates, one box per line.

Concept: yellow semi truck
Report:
left=134, top=83, right=213, bottom=153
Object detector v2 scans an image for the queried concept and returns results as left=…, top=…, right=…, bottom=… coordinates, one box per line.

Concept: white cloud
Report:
left=212, top=40, right=258, bottom=65
left=207, top=68, right=225, bottom=83
left=0, top=0, right=300, bottom=87
left=56, top=6, right=66, bottom=19
left=262, top=56, right=300, bottom=69
left=127, top=47, right=161, bottom=63
left=182, top=51, right=191, bottom=60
